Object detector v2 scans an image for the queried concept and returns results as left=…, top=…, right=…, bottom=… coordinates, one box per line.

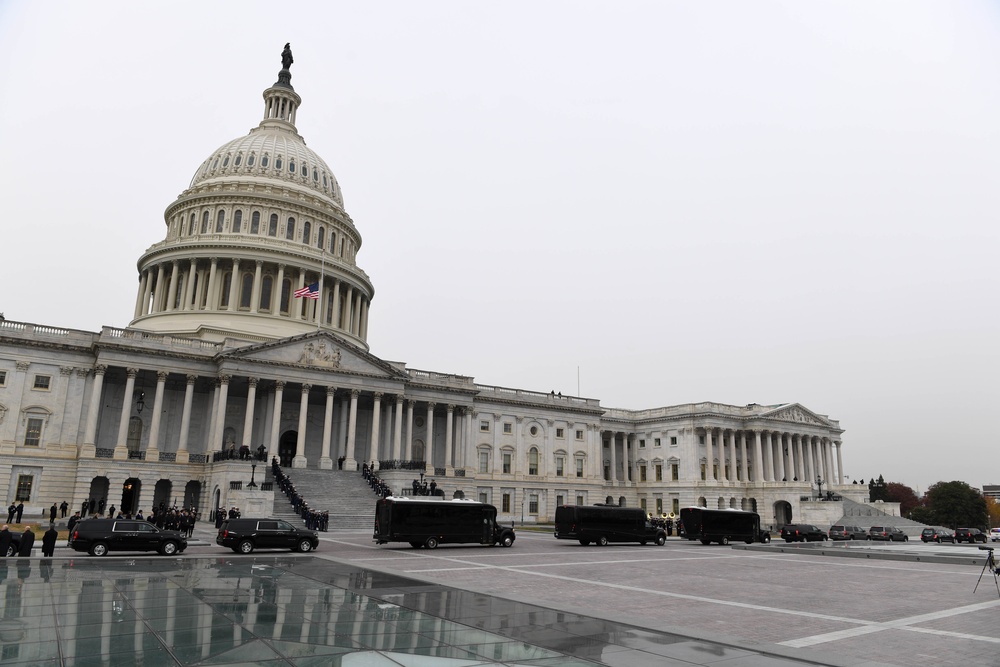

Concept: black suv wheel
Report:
left=238, top=539, right=255, bottom=554
left=90, top=542, right=109, bottom=557
left=160, top=541, right=179, bottom=556
left=296, top=539, right=313, bottom=553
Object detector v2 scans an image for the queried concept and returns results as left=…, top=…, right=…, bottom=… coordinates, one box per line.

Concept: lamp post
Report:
left=816, top=475, right=824, bottom=500
left=247, top=464, right=258, bottom=488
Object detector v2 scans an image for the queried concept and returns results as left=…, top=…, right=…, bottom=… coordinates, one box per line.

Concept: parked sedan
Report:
left=920, top=528, right=955, bottom=543
left=955, top=528, right=988, bottom=544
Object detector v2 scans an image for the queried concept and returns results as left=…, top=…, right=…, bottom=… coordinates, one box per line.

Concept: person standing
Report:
left=14, top=502, right=24, bottom=524
left=60, top=500, right=69, bottom=518
left=17, top=527, right=35, bottom=556
left=5, top=504, right=14, bottom=524
left=67, top=511, right=81, bottom=545
left=41, top=524, right=58, bottom=557
left=0, top=525, right=11, bottom=557
left=49, top=504, right=57, bottom=523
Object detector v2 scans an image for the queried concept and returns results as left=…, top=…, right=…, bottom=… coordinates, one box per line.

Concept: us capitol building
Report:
left=0, top=49, right=865, bottom=528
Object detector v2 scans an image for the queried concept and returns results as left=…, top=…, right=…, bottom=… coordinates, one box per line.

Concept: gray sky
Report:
left=1, top=1, right=997, bottom=494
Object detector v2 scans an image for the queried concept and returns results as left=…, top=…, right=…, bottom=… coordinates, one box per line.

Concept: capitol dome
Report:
left=129, top=47, right=374, bottom=348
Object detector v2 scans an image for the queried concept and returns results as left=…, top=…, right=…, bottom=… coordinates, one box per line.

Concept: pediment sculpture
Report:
left=297, top=341, right=342, bottom=369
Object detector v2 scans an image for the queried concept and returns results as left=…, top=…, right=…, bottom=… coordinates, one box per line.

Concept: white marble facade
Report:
left=0, top=53, right=864, bottom=528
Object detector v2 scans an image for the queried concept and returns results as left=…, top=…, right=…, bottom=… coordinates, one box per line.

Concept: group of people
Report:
left=410, top=477, right=442, bottom=497
left=5, top=502, right=24, bottom=524
left=226, top=443, right=268, bottom=461
left=272, top=458, right=330, bottom=531
left=362, top=462, right=393, bottom=498
left=0, top=524, right=59, bottom=557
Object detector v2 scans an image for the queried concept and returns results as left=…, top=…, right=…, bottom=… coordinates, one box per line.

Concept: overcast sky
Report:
left=1, top=1, right=997, bottom=494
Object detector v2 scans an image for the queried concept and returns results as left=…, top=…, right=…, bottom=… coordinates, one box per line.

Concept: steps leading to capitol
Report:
left=265, top=467, right=381, bottom=530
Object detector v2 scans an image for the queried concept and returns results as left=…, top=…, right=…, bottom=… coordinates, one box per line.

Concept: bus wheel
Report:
left=763, top=534, right=771, bottom=544
left=597, top=536, right=608, bottom=547
left=579, top=539, right=590, bottom=546
left=425, top=537, right=439, bottom=550
left=409, top=542, right=422, bottom=548
left=721, top=537, right=730, bottom=545
left=501, top=534, right=514, bottom=548
left=700, top=539, right=711, bottom=546
left=655, top=534, right=666, bottom=546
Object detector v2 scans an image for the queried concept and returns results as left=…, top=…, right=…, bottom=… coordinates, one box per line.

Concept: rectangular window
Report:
left=479, top=492, right=488, bottom=504
left=654, top=438, right=661, bottom=447
left=672, top=498, right=680, bottom=515
left=556, top=457, right=564, bottom=476
left=0, top=370, right=6, bottom=386
left=32, top=375, right=51, bottom=390
left=556, top=428, right=564, bottom=438
left=556, top=494, right=563, bottom=507
left=576, top=495, right=584, bottom=505
left=639, top=439, right=645, bottom=448
left=14, top=474, right=32, bottom=502
left=575, top=430, right=583, bottom=440
left=698, top=435, right=705, bottom=445
left=24, top=417, right=43, bottom=446
left=671, top=436, right=678, bottom=445
left=502, top=452, right=512, bottom=474
left=529, top=494, right=538, bottom=514
left=656, top=464, right=663, bottom=481
left=576, top=458, right=584, bottom=478
left=502, top=493, right=511, bottom=513
left=640, top=465, right=647, bottom=482
left=480, top=420, right=490, bottom=433
left=640, top=498, right=647, bottom=512
left=656, top=498, right=663, bottom=515
left=700, top=463, right=706, bottom=481
left=503, top=422, right=512, bottom=434
left=671, top=463, right=679, bottom=481
left=478, top=451, right=489, bottom=474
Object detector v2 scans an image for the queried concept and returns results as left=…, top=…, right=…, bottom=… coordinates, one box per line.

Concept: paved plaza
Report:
left=3, top=526, right=1000, bottom=666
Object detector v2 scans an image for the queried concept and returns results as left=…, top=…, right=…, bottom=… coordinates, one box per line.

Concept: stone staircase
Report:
left=265, top=467, right=382, bottom=530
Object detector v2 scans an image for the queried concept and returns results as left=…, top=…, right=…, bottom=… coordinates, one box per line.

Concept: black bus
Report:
left=679, top=507, right=771, bottom=545
left=554, top=504, right=667, bottom=546
left=373, top=497, right=516, bottom=549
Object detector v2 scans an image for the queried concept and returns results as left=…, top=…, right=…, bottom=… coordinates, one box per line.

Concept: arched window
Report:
left=259, top=275, right=273, bottom=312
left=222, top=155, right=229, bottom=167
left=301, top=164, right=307, bottom=176
left=261, top=154, right=268, bottom=168
left=322, top=173, right=328, bottom=187
left=247, top=153, right=255, bottom=167
left=219, top=272, right=231, bottom=308
left=275, top=156, right=283, bottom=170
left=289, top=159, right=296, bottom=173
left=234, top=153, right=242, bottom=167
left=268, top=214, right=278, bottom=237
left=330, top=232, right=338, bottom=254
left=215, top=210, right=225, bottom=233
left=317, top=226, right=325, bottom=249
left=280, top=278, right=291, bottom=314
left=313, top=168, right=319, bottom=182
left=201, top=211, right=209, bottom=233
left=188, top=214, right=196, bottom=236
left=528, top=447, right=539, bottom=475
left=212, top=157, right=219, bottom=170
left=302, top=221, right=311, bottom=244
left=239, top=273, right=253, bottom=309
left=285, top=217, right=295, bottom=240
left=232, top=210, right=242, bottom=233
left=250, top=211, right=260, bottom=234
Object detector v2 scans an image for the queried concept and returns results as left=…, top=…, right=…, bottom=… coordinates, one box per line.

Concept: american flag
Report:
left=293, top=282, right=320, bottom=299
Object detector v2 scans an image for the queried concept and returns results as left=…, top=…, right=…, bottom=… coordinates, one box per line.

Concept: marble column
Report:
left=444, top=404, right=454, bottom=472
left=241, top=377, right=259, bottom=449
left=176, top=374, right=196, bottom=463
left=81, top=364, right=108, bottom=455
left=213, top=375, right=231, bottom=451
left=345, top=389, right=360, bottom=469
left=705, top=428, right=714, bottom=481
left=370, top=392, right=383, bottom=467
left=774, top=432, right=785, bottom=482
left=166, top=261, right=179, bottom=311
left=752, top=430, right=763, bottom=482
left=727, top=430, right=736, bottom=482
left=739, top=431, right=748, bottom=482
left=268, top=381, right=285, bottom=455
left=608, top=432, right=617, bottom=483
left=835, top=441, right=844, bottom=485
left=293, top=384, right=311, bottom=468
left=425, top=402, right=436, bottom=472
left=227, top=259, right=240, bottom=311
left=113, top=368, right=139, bottom=459
left=405, top=400, right=414, bottom=460
left=319, top=386, right=335, bottom=469
left=392, top=396, right=404, bottom=460
left=145, top=371, right=168, bottom=459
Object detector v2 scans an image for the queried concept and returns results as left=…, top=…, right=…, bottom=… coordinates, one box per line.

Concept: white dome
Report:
left=190, top=125, right=344, bottom=208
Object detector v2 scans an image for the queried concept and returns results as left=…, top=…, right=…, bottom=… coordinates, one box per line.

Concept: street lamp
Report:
left=521, top=497, right=525, bottom=527
left=816, top=476, right=824, bottom=500
left=247, top=464, right=258, bottom=488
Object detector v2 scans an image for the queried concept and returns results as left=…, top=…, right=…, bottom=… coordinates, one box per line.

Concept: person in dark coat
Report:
left=60, top=501, right=69, bottom=518
left=0, top=525, right=11, bottom=557
left=14, top=502, right=24, bottom=523
left=6, top=504, right=14, bottom=523
left=41, top=524, right=58, bottom=557
left=17, top=527, right=34, bottom=556
left=49, top=504, right=57, bottom=522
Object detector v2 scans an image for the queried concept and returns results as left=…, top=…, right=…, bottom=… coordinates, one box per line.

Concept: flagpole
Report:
left=318, top=250, right=325, bottom=332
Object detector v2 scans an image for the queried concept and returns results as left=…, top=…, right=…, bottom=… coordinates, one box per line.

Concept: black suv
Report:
left=69, top=519, right=188, bottom=556
left=955, top=528, right=988, bottom=544
left=217, top=518, right=319, bottom=554
left=780, top=524, right=827, bottom=542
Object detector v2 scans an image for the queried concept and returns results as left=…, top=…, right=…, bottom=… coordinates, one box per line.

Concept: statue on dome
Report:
left=281, top=43, right=294, bottom=71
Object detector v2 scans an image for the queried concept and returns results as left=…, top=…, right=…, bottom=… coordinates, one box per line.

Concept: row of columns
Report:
left=133, top=258, right=370, bottom=339
left=600, top=428, right=843, bottom=486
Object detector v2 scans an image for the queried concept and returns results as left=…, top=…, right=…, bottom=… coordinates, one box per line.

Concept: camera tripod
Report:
left=973, top=546, right=1000, bottom=597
